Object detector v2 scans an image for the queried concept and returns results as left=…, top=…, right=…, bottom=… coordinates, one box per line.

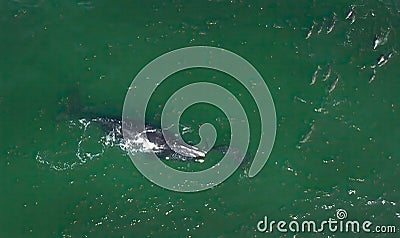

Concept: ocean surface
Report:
left=1, top=0, right=400, bottom=237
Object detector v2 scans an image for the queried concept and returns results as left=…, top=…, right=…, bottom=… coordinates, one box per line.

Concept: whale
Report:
left=58, top=88, right=218, bottom=163
left=92, top=117, right=208, bottom=161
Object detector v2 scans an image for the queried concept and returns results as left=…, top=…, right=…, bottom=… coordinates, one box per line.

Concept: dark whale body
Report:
left=93, top=117, right=207, bottom=161
left=58, top=89, right=208, bottom=162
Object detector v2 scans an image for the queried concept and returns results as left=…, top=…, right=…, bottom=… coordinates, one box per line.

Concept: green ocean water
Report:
left=1, top=0, right=400, bottom=237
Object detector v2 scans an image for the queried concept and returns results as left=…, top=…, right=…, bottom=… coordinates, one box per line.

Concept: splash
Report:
left=35, top=118, right=202, bottom=171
